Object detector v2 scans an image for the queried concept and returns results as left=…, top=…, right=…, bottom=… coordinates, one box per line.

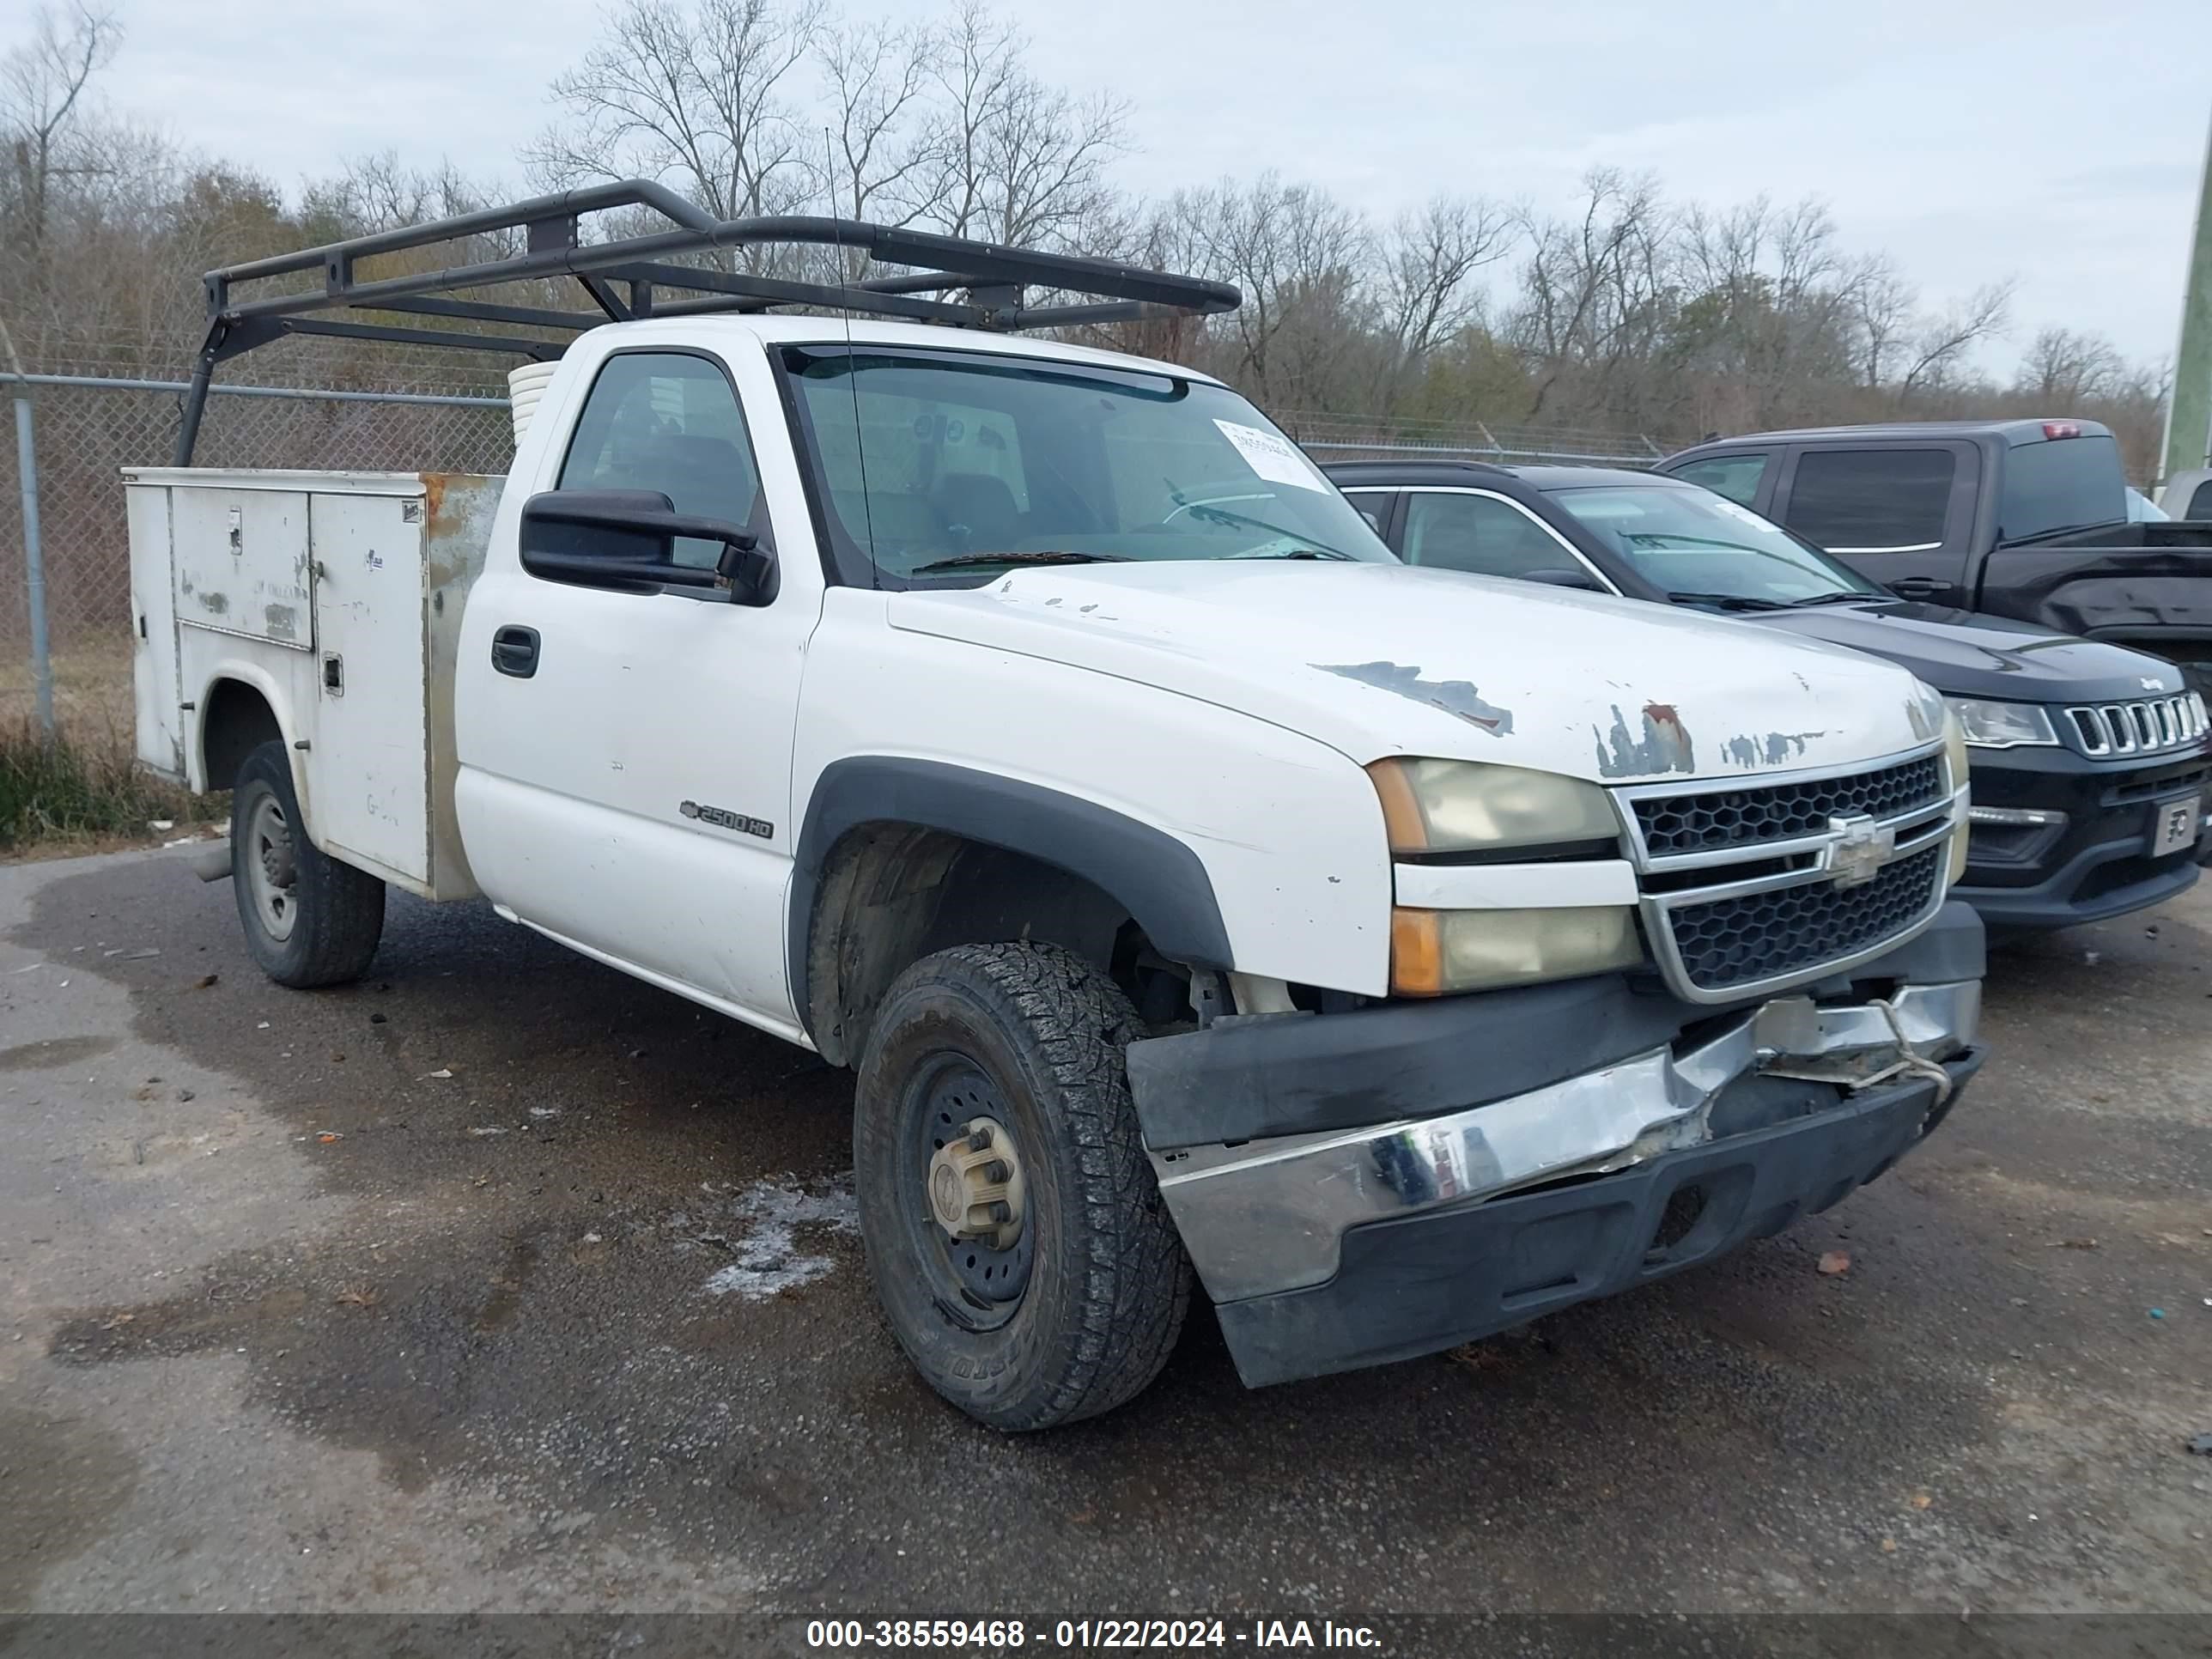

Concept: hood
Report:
left=888, top=562, right=1941, bottom=786
left=1747, top=601, right=2189, bottom=702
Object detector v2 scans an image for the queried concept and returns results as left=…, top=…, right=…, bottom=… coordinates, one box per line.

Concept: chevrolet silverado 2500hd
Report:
left=129, top=187, right=1985, bottom=1428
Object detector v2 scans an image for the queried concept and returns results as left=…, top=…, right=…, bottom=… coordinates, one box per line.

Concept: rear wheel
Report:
left=854, top=941, right=1190, bottom=1431
left=230, top=740, right=386, bottom=988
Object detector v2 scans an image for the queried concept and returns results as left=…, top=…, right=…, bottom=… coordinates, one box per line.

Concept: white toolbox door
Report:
left=307, top=492, right=430, bottom=884
left=173, top=488, right=313, bottom=647
left=126, top=484, right=184, bottom=777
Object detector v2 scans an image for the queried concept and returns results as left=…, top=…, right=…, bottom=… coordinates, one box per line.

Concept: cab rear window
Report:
left=1998, top=434, right=2126, bottom=543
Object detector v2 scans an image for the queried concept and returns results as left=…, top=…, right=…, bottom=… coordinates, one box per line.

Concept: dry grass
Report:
left=0, top=641, right=219, bottom=854
left=0, top=640, right=139, bottom=736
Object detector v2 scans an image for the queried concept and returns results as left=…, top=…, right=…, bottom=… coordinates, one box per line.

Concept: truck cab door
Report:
left=1770, top=441, right=1980, bottom=602
left=454, top=344, right=818, bottom=1032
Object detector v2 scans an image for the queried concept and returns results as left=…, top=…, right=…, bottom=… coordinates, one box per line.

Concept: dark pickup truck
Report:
left=1324, top=459, right=2212, bottom=934
left=1656, top=419, right=2212, bottom=697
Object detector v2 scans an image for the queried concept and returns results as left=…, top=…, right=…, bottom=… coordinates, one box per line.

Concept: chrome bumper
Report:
left=1152, top=980, right=1980, bottom=1304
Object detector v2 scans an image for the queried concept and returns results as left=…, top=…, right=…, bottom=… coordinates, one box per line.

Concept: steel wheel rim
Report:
left=906, top=1053, right=1035, bottom=1324
left=245, top=790, right=299, bottom=942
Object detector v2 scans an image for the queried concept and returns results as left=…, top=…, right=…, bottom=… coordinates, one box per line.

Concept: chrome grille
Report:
left=1613, top=743, right=1960, bottom=1005
left=1632, top=755, right=1945, bottom=858
left=2063, top=693, right=2207, bottom=757
left=1666, top=847, right=1944, bottom=994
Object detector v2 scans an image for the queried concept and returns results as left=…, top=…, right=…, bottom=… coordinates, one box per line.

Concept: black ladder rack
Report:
left=173, top=177, right=1241, bottom=465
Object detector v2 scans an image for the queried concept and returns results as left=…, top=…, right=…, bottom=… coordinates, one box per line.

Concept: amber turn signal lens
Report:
left=1367, top=759, right=1430, bottom=854
left=1389, top=908, right=1446, bottom=997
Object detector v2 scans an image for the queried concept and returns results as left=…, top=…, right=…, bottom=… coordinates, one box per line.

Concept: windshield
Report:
left=778, top=344, right=1395, bottom=584
left=1550, top=484, right=1885, bottom=605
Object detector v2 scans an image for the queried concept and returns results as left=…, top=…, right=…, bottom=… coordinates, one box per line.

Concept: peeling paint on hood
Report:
left=1595, top=702, right=1695, bottom=777
left=1316, top=662, right=1514, bottom=735
left=887, top=561, right=1937, bottom=785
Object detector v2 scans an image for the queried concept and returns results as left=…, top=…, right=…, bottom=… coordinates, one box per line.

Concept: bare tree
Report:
left=1378, top=195, right=1511, bottom=373
left=915, top=0, right=1126, bottom=248
left=2014, top=325, right=2124, bottom=406
left=0, top=2, right=122, bottom=248
left=524, top=0, right=824, bottom=257
left=1165, top=174, right=1374, bottom=408
left=816, top=12, right=937, bottom=241
left=301, top=151, right=489, bottom=234
left=1899, top=279, right=2015, bottom=398
left=1845, top=254, right=1916, bottom=389
left=1509, top=168, right=1674, bottom=422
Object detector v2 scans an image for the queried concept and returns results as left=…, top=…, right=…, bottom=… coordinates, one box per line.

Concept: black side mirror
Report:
left=518, top=490, right=778, bottom=606
left=1523, top=567, right=1602, bottom=592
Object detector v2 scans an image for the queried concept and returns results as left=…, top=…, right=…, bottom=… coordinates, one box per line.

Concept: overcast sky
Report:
left=87, top=0, right=2210, bottom=371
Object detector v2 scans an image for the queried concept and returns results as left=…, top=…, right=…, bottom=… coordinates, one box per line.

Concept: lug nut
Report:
left=968, top=1128, right=993, bottom=1152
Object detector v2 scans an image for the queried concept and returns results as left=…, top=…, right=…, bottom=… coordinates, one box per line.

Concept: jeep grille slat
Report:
left=2065, top=694, right=2203, bottom=757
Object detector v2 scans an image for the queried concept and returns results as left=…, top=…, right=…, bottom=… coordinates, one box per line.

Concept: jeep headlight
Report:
left=1941, top=708, right=1971, bottom=885
left=1367, top=758, right=1642, bottom=995
left=1944, top=697, right=2057, bottom=750
left=1366, top=757, right=1620, bottom=854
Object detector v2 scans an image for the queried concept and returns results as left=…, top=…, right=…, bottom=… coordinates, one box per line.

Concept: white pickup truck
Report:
left=128, top=189, right=1985, bottom=1428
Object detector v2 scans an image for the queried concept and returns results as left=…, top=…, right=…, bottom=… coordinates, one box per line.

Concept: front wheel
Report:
left=854, top=941, right=1190, bottom=1431
left=230, top=740, right=386, bottom=988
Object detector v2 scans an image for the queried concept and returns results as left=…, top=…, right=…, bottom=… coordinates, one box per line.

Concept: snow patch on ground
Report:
left=697, top=1176, right=860, bottom=1300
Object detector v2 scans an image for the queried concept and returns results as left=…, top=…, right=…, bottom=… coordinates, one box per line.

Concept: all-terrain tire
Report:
left=854, top=940, right=1191, bottom=1431
left=230, top=739, right=386, bottom=988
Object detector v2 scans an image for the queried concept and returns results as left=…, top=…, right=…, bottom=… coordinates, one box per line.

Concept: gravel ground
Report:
left=1, top=846, right=2207, bottom=1651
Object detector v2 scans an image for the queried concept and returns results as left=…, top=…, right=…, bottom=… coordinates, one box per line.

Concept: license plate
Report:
left=2152, top=793, right=2202, bottom=857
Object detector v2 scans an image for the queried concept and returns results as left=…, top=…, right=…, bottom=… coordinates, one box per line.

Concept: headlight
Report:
left=1366, top=757, right=1620, bottom=854
left=1944, top=696, right=2057, bottom=750
left=1390, top=906, right=1644, bottom=996
left=1370, top=758, right=1638, bottom=994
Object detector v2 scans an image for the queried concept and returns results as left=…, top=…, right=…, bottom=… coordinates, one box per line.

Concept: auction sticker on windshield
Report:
left=1710, top=498, right=1775, bottom=528
left=1214, top=420, right=1326, bottom=491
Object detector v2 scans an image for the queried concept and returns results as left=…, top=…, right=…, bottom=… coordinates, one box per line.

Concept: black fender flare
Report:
left=787, top=757, right=1232, bottom=1038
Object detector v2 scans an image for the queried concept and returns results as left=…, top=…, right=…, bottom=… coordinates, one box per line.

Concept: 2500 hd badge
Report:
left=679, top=799, right=774, bottom=839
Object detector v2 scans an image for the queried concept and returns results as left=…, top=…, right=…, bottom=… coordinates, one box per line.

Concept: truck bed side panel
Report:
left=1978, top=531, right=2212, bottom=645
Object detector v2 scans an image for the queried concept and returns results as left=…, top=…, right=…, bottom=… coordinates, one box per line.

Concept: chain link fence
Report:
left=1277, top=410, right=1670, bottom=466
left=2, top=366, right=514, bottom=738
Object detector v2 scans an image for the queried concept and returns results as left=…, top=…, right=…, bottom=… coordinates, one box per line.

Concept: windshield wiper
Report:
left=1180, top=501, right=1360, bottom=560
left=1784, top=591, right=1881, bottom=608
left=911, top=550, right=1133, bottom=573
left=1665, top=591, right=1786, bottom=611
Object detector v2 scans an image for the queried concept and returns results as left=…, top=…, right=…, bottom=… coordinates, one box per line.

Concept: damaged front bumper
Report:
left=1129, top=903, right=1985, bottom=1389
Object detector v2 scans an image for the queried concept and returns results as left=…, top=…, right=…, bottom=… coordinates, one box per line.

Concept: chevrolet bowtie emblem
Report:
left=1822, top=813, right=1897, bottom=888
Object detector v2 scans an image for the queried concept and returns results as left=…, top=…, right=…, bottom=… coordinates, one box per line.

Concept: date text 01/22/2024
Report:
left=804, top=1620, right=1385, bottom=1650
